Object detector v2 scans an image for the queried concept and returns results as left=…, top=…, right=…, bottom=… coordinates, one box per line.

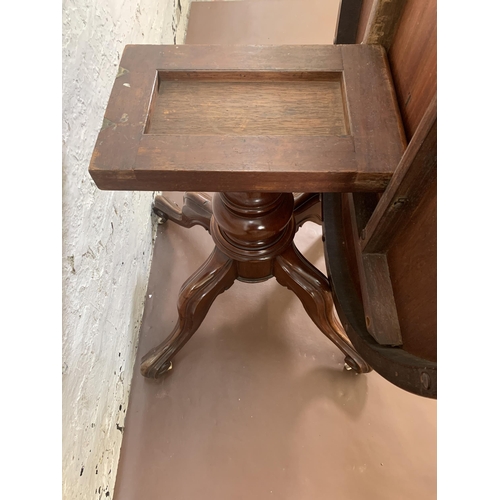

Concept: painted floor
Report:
left=113, top=192, right=436, bottom=500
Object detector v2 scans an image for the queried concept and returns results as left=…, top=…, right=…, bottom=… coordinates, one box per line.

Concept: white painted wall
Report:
left=62, top=0, right=239, bottom=496
left=62, top=1, right=180, bottom=498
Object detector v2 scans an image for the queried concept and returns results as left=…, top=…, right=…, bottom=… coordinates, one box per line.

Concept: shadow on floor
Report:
left=113, top=199, right=436, bottom=500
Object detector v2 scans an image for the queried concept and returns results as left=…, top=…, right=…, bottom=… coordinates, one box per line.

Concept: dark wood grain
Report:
left=362, top=94, right=436, bottom=253
left=153, top=192, right=213, bottom=232
left=323, top=192, right=436, bottom=398
left=340, top=44, right=406, bottom=176
left=141, top=190, right=371, bottom=378
left=89, top=44, right=405, bottom=193
left=335, top=98, right=437, bottom=358
left=386, top=179, right=436, bottom=362
left=388, top=0, right=436, bottom=138
left=132, top=134, right=375, bottom=193
left=131, top=44, right=346, bottom=72
left=147, top=73, right=347, bottom=136
left=324, top=1, right=437, bottom=394
left=346, top=194, right=402, bottom=346
left=357, top=0, right=436, bottom=139
left=293, top=193, right=322, bottom=228
left=141, top=247, right=239, bottom=378
left=274, top=243, right=371, bottom=373
left=361, top=254, right=402, bottom=345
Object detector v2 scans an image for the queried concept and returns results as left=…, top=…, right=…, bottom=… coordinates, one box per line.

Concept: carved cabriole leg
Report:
left=293, top=193, right=322, bottom=229
left=140, top=247, right=238, bottom=378
left=143, top=190, right=369, bottom=379
left=153, top=192, right=213, bottom=231
left=273, top=243, right=372, bottom=374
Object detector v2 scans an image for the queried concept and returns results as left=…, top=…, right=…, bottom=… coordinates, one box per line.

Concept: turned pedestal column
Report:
left=140, top=191, right=371, bottom=378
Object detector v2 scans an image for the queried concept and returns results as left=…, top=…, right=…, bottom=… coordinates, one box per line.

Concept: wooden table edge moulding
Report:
left=89, top=44, right=434, bottom=395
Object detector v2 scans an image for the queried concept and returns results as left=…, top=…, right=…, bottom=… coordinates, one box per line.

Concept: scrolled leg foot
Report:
left=153, top=192, right=213, bottom=231
left=141, top=247, right=238, bottom=378
left=274, top=244, right=371, bottom=374
left=342, top=354, right=371, bottom=374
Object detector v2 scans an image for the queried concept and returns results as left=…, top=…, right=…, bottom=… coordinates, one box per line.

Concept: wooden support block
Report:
left=346, top=193, right=403, bottom=346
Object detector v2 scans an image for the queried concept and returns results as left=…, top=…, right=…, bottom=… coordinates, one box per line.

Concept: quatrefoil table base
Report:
left=141, top=191, right=371, bottom=378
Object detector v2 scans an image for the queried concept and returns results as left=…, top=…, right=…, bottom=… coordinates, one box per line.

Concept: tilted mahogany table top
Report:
left=89, top=45, right=406, bottom=193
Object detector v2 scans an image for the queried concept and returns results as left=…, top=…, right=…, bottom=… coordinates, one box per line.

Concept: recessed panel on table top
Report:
left=89, top=45, right=406, bottom=192
left=146, top=71, right=348, bottom=136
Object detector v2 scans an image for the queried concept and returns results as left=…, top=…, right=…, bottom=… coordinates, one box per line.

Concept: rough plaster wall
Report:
left=62, top=1, right=180, bottom=498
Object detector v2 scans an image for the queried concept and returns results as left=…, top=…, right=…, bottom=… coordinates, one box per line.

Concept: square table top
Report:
left=89, top=44, right=406, bottom=193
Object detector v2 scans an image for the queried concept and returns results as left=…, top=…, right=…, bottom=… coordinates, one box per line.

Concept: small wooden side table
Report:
left=89, top=45, right=406, bottom=379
